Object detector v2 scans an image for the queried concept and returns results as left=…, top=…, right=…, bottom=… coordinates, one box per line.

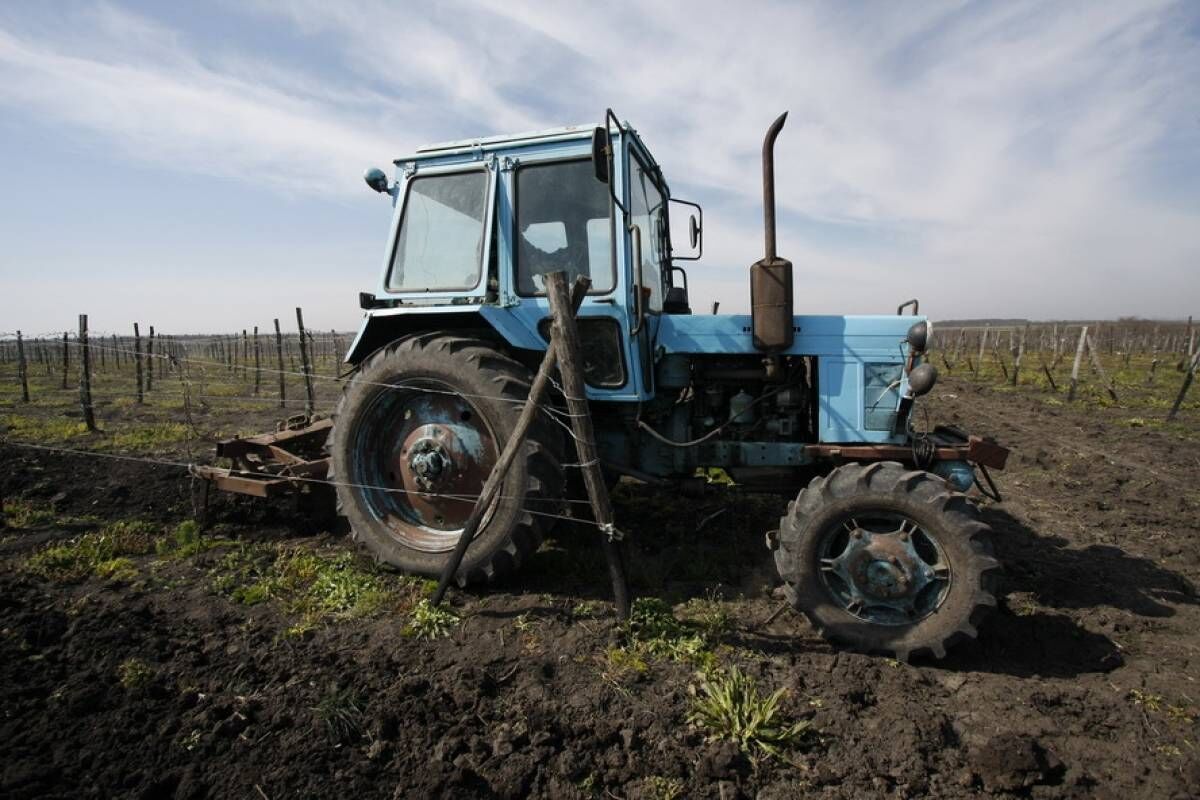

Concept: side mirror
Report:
left=689, top=214, right=700, bottom=249
left=363, top=167, right=389, bottom=193
left=669, top=198, right=703, bottom=261
left=590, top=127, right=610, bottom=184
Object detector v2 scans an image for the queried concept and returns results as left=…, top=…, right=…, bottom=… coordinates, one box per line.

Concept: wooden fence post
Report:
left=146, top=326, right=154, bottom=392
left=1085, top=333, right=1119, bottom=403
left=430, top=274, right=592, bottom=610
left=16, top=330, right=29, bottom=402
left=295, top=308, right=315, bottom=418
left=975, top=326, right=988, bottom=378
left=1167, top=349, right=1200, bottom=421
left=1010, top=325, right=1026, bottom=386
left=61, top=332, right=69, bottom=389
left=78, top=315, right=97, bottom=431
left=1067, top=326, right=1087, bottom=402
left=134, top=323, right=144, bottom=404
left=274, top=318, right=285, bottom=409
left=253, top=326, right=262, bottom=396
left=545, top=271, right=632, bottom=620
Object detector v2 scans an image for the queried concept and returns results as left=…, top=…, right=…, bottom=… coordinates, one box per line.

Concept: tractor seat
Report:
left=663, top=286, right=691, bottom=315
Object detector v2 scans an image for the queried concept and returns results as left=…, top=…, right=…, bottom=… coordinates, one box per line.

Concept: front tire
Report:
left=328, top=333, right=564, bottom=584
left=773, top=461, right=999, bottom=660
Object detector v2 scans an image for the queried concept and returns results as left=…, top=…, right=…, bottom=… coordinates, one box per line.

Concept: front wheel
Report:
left=773, top=461, right=999, bottom=660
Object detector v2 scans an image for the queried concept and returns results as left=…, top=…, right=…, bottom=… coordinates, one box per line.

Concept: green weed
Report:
left=155, top=520, right=225, bottom=558
left=212, top=545, right=404, bottom=622
left=26, top=520, right=159, bottom=581
left=403, top=599, right=459, bottom=640
left=642, top=775, right=684, bottom=800
left=688, top=667, right=810, bottom=762
left=313, top=685, right=365, bottom=744
left=117, top=657, right=155, bottom=689
left=1, top=499, right=58, bottom=528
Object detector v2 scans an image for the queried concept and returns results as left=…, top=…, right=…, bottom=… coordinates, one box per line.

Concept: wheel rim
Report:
left=816, top=511, right=951, bottom=626
left=351, top=380, right=500, bottom=553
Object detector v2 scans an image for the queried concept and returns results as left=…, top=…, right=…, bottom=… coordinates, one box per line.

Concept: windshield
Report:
left=388, top=170, right=488, bottom=292
left=515, top=159, right=614, bottom=294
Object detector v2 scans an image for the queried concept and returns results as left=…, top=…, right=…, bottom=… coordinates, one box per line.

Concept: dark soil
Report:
left=2, top=376, right=1199, bottom=799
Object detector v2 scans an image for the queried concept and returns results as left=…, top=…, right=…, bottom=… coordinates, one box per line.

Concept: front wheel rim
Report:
left=816, top=511, right=952, bottom=626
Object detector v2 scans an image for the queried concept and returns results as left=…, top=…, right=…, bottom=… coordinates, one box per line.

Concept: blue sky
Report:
left=1, top=0, right=1197, bottom=335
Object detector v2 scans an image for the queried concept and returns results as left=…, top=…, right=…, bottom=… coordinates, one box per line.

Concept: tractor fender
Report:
left=343, top=306, right=546, bottom=366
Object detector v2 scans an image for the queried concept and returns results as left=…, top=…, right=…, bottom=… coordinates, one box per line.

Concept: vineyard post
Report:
left=253, top=326, right=262, bottom=396
left=61, top=332, right=69, bottom=389
left=1180, top=316, right=1193, bottom=371
left=1148, top=328, right=1160, bottom=385
left=1167, top=348, right=1200, bottom=421
left=1010, top=325, right=1026, bottom=386
left=1067, top=326, right=1087, bottom=402
left=98, top=333, right=106, bottom=371
left=975, top=326, right=988, bottom=378
left=1085, top=333, right=1119, bottom=403
left=111, top=334, right=119, bottom=370
left=274, top=318, right=285, bottom=409
left=242, top=330, right=249, bottom=379
left=78, top=314, right=97, bottom=432
left=134, top=323, right=144, bottom=404
left=16, top=330, right=29, bottom=402
left=146, top=326, right=154, bottom=392
left=295, top=308, right=315, bottom=418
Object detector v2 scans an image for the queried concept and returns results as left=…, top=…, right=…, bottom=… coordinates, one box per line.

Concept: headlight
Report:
left=906, top=320, right=931, bottom=353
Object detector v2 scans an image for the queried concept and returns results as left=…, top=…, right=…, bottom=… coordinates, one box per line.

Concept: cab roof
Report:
left=394, top=121, right=648, bottom=164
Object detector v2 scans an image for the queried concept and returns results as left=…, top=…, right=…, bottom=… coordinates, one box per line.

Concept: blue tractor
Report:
left=331, top=111, right=1009, bottom=660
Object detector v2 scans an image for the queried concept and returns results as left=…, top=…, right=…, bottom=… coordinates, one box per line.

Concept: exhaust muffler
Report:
left=750, top=112, right=793, bottom=353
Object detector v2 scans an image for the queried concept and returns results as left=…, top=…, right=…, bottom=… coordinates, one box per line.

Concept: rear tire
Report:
left=328, top=333, right=564, bottom=584
left=773, top=461, right=999, bottom=660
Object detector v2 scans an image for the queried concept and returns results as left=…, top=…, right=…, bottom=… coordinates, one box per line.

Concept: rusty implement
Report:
left=192, top=417, right=332, bottom=498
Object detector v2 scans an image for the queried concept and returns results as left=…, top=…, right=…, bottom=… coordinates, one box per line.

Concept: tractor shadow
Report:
left=936, top=506, right=1196, bottom=678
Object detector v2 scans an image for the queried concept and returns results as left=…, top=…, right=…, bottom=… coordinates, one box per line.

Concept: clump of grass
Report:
left=1, top=499, right=58, bottom=528
left=1, top=413, right=89, bottom=443
left=642, top=776, right=684, bottom=800
left=688, top=667, right=810, bottom=762
left=571, top=600, right=600, bottom=619
left=26, top=520, right=159, bottom=582
left=107, top=422, right=191, bottom=451
left=313, top=685, right=365, bottom=744
left=212, top=544, right=409, bottom=627
left=626, top=597, right=716, bottom=668
left=403, top=599, right=459, bottom=640
left=117, top=657, right=155, bottom=689
left=679, top=592, right=733, bottom=641
left=603, top=646, right=648, bottom=682
left=156, top=520, right=224, bottom=558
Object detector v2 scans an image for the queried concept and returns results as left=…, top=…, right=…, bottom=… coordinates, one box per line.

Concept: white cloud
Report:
left=0, top=0, right=1197, bottom=326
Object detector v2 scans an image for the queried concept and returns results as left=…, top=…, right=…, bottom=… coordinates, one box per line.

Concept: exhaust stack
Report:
left=750, top=112, right=793, bottom=353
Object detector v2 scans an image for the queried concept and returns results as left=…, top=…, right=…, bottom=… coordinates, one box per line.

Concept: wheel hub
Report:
left=819, top=516, right=949, bottom=625
left=407, top=438, right=452, bottom=490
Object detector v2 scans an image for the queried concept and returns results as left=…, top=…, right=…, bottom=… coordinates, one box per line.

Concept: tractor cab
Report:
left=351, top=118, right=695, bottom=403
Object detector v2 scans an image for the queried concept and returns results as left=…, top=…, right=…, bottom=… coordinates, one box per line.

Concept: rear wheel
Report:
left=773, top=461, right=999, bottom=660
left=328, top=333, right=564, bottom=584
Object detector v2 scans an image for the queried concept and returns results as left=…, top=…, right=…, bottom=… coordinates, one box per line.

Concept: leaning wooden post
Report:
left=273, top=318, right=286, bottom=409
left=1067, top=326, right=1087, bottom=402
left=133, top=323, right=144, bottom=404
left=16, top=330, right=29, bottom=402
left=545, top=271, right=632, bottom=620
left=77, top=315, right=97, bottom=431
left=430, top=274, right=591, bottom=609
left=295, top=308, right=315, bottom=418
left=1167, top=349, right=1200, bottom=421
left=1085, top=333, right=1119, bottom=403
